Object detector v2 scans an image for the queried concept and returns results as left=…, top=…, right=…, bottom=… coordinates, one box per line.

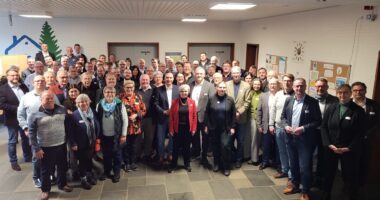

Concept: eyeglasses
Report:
left=104, top=91, right=115, bottom=94
left=180, top=91, right=188, bottom=93
left=34, top=80, right=45, bottom=82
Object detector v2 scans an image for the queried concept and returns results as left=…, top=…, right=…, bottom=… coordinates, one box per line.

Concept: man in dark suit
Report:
left=351, top=81, right=380, bottom=186
left=0, top=66, right=32, bottom=171
left=281, top=78, right=322, bottom=200
left=152, top=72, right=179, bottom=164
left=35, top=43, right=55, bottom=66
left=312, top=78, right=338, bottom=188
left=321, top=84, right=366, bottom=200
left=189, top=67, right=216, bottom=167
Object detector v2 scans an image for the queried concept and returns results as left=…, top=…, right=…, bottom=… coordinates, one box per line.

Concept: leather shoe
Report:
left=259, top=163, right=269, bottom=170
left=235, top=162, right=242, bottom=169
left=213, top=165, right=219, bottom=172
left=283, top=183, right=300, bottom=194
left=300, top=192, right=310, bottom=200
left=58, top=185, right=73, bottom=192
left=40, top=192, right=49, bottom=200
left=11, top=163, right=21, bottom=171
left=112, top=174, right=120, bottom=183
left=273, top=172, right=288, bottom=179
left=185, top=166, right=192, bottom=172
left=223, top=170, right=231, bottom=176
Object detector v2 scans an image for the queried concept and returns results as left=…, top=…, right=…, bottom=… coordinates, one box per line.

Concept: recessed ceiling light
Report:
left=182, top=18, right=207, bottom=22
left=19, top=11, right=52, bottom=18
left=210, top=3, right=256, bottom=10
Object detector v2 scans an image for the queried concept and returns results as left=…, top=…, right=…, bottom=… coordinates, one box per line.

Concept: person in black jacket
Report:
left=205, top=81, right=236, bottom=176
left=35, top=43, right=55, bottom=66
left=321, top=84, right=366, bottom=200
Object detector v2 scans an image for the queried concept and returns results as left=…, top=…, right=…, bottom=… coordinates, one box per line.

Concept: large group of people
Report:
left=0, top=43, right=379, bottom=200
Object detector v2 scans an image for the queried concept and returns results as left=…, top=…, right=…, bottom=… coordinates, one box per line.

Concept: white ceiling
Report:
left=0, top=0, right=378, bottom=22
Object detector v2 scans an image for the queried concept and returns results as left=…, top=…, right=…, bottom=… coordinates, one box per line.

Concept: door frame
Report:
left=187, top=43, right=235, bottom=61
left=246, top=43, right=259, bottom=69
left=107, top=42, right=160, bottom=59
left=373, top=51, right=380, bottom=101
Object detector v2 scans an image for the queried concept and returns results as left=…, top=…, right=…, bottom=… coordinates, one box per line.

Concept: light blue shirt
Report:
left=291, top=95, right=305, bottom=128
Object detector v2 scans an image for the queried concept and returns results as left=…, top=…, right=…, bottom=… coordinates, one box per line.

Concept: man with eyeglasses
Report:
left=49, top=70, right=71, bottom=104
left=351, top=81, right=380, bottom=186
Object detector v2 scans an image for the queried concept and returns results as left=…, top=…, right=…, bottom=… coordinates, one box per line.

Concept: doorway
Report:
left=107, top=42, right=159, bottom=65
left=246, top=44, right=259, bottom=70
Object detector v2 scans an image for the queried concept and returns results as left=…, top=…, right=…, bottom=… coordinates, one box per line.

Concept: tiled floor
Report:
left=0, top=125, right=378, bottom=200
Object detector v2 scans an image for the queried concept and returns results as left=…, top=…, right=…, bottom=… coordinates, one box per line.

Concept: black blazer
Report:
left=68, top=109, right=100, bottom=149
left=364, top=98, right=380, bottom=135
left=35, top=51, right=56, bottom=65
left=322, top=94, right=339, bottom=116
left=0, top=83, right=29, bottom=126
left=152, top=85, right=179, bottom=123
left=321, top=101, right=366, bottom=151
left=281, top=94, right=322, bottom=138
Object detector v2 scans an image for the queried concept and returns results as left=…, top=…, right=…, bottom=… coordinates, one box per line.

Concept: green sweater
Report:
left=250, top=91, right=262, bottom=120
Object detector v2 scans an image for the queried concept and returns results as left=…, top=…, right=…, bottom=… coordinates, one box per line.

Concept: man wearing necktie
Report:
left=0, top=66, right=32, bottom=171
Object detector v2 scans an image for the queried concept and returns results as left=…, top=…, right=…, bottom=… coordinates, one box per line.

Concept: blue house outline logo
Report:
left=4, top=35, right=41, bottom=58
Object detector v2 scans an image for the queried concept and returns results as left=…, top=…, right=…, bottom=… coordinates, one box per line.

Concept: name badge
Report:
left=345, top=116, right=351, bottom=120
left=369, top=112, right=375, bottom=115
left=217, top=101, right=220, bottom=104
left=79, top=120, right=85, bottom=123
left=305, top=110, right=310, bottom=114
left=204, top=93, right=208, bottom=96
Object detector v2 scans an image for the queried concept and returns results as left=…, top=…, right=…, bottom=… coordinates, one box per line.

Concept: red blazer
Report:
left=169, top=97, right=197, bottom=135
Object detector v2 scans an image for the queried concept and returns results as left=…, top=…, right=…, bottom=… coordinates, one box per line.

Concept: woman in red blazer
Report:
left=169, top=84, right=197, bottom=173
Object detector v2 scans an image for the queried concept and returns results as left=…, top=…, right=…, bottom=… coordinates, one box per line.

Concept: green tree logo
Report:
left=40, top=21, right=62, bottom=60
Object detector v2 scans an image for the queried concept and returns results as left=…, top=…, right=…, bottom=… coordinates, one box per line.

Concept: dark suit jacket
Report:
left=281, top=94, right=322, bottom=140
left=321, top=101, right=366, bottom=152
left=35, top=51, right=56, bottom=65
left=364, top=98, right=380, bottom=135
left=0, top=83, right=29, bottom=126
left=205, top=94, right=236, bottom=131
left=189, top=80, right=216, bottom=123
left=68, top=109, right=100, bottom=150
left=152, top=85, right=179, bottom=123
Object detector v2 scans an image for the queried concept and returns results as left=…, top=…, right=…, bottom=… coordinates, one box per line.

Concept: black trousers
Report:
left=322, top=148, right=360, bottom=200
left=211, top=129, right=233, bottom=170
left=191, top=122, right=209, bottom=159
left=171, top=124, right=191, bottom=168
left=141, top=117, right=155, bottom=157
left=73, top=146, right=94, bottom=178
left=40, top=144, right=68, bottom=192
left=123, top=134, right=141, bottom=164
left=102, top=136, right=122, bottom=176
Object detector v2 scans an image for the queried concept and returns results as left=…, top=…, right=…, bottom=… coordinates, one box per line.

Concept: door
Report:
left=246, top=44, right=259, bottom=69
left=187, top=43, right=234, bottom=64
left=373, top=51, right=380, bottom=101
left=108, top=43, right=159, bottom=65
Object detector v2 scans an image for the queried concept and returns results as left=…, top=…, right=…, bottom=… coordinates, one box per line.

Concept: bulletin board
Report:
left=308, top=60, right=351, bottom=97
left=265, top=54, right=287, bottom=76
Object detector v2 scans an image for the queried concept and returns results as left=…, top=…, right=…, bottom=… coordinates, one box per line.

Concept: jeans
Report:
left=234, top=123, right=247, bottom=163
left=32, top=151, right=41, bottom=181
left=275, top=128, right=291, bottom=177
left=7, top=126, right=32, bottom=164
left=286, top=135, right=313, bottom=193
left=156, top=121, right=173, bottom=158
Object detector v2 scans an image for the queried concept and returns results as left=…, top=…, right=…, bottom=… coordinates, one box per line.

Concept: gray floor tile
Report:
left=191, top=181, right=215, bottom=200
left=127, top=177, right=146, bottom=187
left=128, top=185, right=167, bottom=200
left=166, top=174, right=192, bottom=194
left=0, top=192, right=11, bottom=200
left=239, top=187, right=281, bottom=200
left=209, top=179, right=241, bottom=200
left=188, top=172, right=211, bottom=182
left=168, top=192, right=194, bottom=200
left=243, top=170, right=275, bottom=186
left=8, top=191, right=40, bottom=200
left=0, top=174, right=28, bottom=193
left=102, top=178, right=128, bottom=192
left=146, top=175, right=166, bottom=185
left=100, top=191, right=127, bottom=200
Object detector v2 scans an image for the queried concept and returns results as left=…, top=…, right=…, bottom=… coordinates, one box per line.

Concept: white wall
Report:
left=0, top=17, right=241, bottom=64
left=239, top=4, right=380, bottom=97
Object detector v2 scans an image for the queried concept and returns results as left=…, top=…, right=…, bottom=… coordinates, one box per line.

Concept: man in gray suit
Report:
left=190, top=67, right=216, bottom=167
left=257, top=78, right=280, bottom=170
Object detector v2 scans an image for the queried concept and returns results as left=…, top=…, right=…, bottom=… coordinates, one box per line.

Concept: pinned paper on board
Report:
left=328, top=82, right=335, bottom=89
left=324, top=69, right=333, bottom=78
left=310, top=71, right=319, bottom=81
left=336, top=77, right=347, bottom=87
left=337, top=67, right=342, bottom=75
left=323, top=63, right=334, bottom=70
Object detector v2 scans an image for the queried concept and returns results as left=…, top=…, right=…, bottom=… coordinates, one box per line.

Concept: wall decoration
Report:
left=165, top=52, right=182, bottom=62
left=4, top=35, right=40, bottom=58
left=293, top=41, right=305, bottom=62
left=265, top=54, right=287, bottom=76
left=40, top=21, right=62, bottom=60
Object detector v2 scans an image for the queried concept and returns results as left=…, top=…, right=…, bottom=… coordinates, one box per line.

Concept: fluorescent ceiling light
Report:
left=19, top=11, right=52, bottom=18
left=182, top=18, right=207, bottom=22
left=210, top=3, right=256, bottom=10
